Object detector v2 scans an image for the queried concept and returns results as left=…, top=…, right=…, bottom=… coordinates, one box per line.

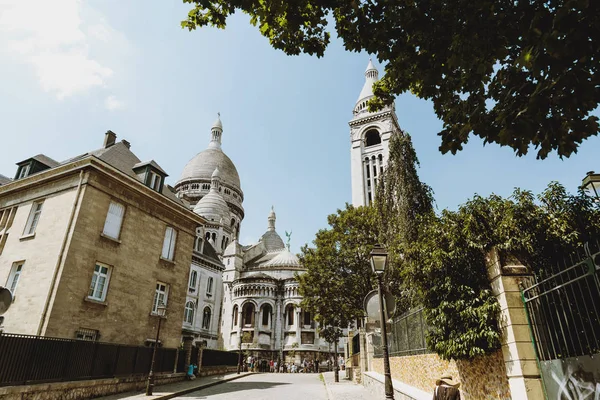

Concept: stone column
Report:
left=183, top=335, right=194, bottom=370
left=254, top=310, right=260, bottom=346
left=487, top=249, right=544, bottom=400
left=296, top=309, right=302, bottom=347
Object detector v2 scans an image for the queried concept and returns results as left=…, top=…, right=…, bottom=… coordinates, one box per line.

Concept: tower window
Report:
left=365, top=129, right=381, bottom=147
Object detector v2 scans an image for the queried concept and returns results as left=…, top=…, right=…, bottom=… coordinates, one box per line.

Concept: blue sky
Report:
left=1, top=1, right=598, bottom=253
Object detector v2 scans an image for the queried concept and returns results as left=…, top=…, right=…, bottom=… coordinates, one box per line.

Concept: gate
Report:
left=522, top=240, right=600, bottom=399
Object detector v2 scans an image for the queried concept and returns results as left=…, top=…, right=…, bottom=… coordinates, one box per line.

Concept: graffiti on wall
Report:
left=542, top=356, right=600, bottom=400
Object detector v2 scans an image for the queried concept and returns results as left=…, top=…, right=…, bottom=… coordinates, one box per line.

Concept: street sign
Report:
left=0, top=287, right=13, bottom=315
left=363, top=289, right=396, bottom=321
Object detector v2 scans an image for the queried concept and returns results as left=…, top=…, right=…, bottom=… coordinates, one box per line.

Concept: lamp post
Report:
left=237, top=335, right=243, bottom=374
left=146, top=302, right=167, bottom=396
left=370, top=244, right=395, bottom=400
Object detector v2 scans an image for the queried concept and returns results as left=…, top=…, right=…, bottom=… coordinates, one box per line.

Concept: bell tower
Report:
left=349, top=60, right=401, bottom=206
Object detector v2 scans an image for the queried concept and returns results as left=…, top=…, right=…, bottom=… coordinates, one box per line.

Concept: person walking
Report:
left=433, top=375, right=461, bottom=400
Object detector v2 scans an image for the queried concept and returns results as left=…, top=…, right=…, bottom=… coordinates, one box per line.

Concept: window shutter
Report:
left=103, top=202, right=124, bottom=239
left=162, top=227, right=173, bottom=259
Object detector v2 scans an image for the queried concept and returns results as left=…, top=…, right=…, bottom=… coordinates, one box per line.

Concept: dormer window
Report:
left=17, top=164, right=31, bottom=179
left=149, top=171, right=161, bottom=191
left=133, top=160, right=168, bottom=193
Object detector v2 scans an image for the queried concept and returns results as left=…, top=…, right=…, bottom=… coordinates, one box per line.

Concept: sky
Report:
left=0, top=0, right=599, bottom=254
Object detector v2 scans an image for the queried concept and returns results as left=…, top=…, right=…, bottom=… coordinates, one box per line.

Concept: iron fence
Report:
left=0, top=333, right=183, bottom=386
left=374, top=307, right=431, bottom=358
left=522, top=239, right=600, bottom=361
left=200, top=349, right=239, bottom=367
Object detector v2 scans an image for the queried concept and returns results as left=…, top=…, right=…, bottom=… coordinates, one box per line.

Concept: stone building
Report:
left=0, top=131, right=219, bottom=348
left=349, top=60, right=401, bottom=207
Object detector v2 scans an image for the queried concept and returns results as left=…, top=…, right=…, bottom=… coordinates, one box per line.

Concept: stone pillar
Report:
left=487, top=249, right=544, bottom=400
left=359, top=328, right=368, bottom=374
left=183, top=335, right=194, bottom=370
left=296, top=309, right=302, bottom=349
left=254, top=310, right=260, bottom=345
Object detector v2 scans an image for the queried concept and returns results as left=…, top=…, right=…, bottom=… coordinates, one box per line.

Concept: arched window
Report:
left=261, top=304, right=272, bottom=326
left=303, top=310, right=311, bottom=326
left=205, top=232, right=210, bottom=241
left=242, top=303, right=255, bottom=327
left=286, top=305, right=295, bottom=326
left=365, top=129, right=381, bottom=147
left=184, top=301, right=194, bottom=324
left=202, top=307, right=211, bottom=329
left=211, top=232, right=216, bottom=242
left=188, top=270, right=198, bottom=291
left=194, top=236, right=202, bottom=252
left=233, top=305, right=238, bottom=327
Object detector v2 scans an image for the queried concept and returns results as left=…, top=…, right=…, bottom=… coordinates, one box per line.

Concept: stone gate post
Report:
left=486, top=249, right=544, bottom=399
left=183, top=335, right=194, bottom=371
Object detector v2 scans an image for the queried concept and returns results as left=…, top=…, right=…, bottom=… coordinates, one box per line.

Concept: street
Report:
left=172, top=373, right=328, bottom=400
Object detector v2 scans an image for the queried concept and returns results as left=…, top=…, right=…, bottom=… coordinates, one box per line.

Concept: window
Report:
left=184, top=301, right=195, bottom=324
left=102, top=201, right=124, bottom=240
left=242, top=303, right=254, bottom=327
left=152, top=282, right=168, bottom=313
left=202, top=307, right=211, bottom=329
left=149, top=171, right=161, bottom=191
left=365, top=129, right=381, bottom=147
left=75, top=328, right=99, bottom=341
left=206, top=277, right=214, bottom=296
left=232, top=305, right=238, bottom=327
left=88, top=263, right=111, bottom=302
left=287, top=305, right=294, bottom=326
left=17, top=164, right=31, bottom=179
left=23, top=201, right=43, bottom=236
left=303, top=310, right=311, bottom=326
left=194, top=236, right=203, bottom=252
left=7, top=262, right=24, bottom=295
left=161, top=227, right=177, bottom=260
left=262, top=304, right=272, bottom=326
left=188, top=270, right=198, bottom=292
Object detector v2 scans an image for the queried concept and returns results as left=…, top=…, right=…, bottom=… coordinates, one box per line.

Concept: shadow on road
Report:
left=179, top=380, right=292, bottom=398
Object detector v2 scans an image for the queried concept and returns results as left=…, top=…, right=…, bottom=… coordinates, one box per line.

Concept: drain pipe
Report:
left=37, top=170, right=85, bottom=336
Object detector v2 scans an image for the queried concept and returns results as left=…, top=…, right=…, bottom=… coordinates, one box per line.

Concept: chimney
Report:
left=103, top=130, right=116, bottom=148
left=121, top=139, right=131, bottom=149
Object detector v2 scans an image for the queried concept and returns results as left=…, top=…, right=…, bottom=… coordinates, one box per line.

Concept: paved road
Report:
left=173, top=373, right=328, bottom=400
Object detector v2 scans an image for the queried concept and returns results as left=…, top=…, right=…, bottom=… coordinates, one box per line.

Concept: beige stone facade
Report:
left=0, top=150, right=206, bottom=348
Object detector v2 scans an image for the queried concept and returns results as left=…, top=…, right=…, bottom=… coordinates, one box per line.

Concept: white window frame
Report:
left=88, top=263, right=111, bottom=302
left=184, top=301, right=195, bottom=324
left=23, top=201, right=43, bottom=236
left=188, top=270, right=198, bottom=292
left=17, top=164, right=30, bottom=179
left=206, top=276, right=214, bottom=296
left=149, top=171, right=161, bottom=191
left=102, top=201, right=125, bottom=240
left=152, top=282, right=169, bottom=314
left=7, top=261, right=24, bottom=295
left=161, top=227, right=177, bottom=261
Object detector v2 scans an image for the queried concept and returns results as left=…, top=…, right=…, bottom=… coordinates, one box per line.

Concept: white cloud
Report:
left=105, top=95, right=124, bottom=111
left=0, top=0, right=123, bottom=99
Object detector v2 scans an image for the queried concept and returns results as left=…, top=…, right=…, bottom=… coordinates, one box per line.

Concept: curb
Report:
left=321, top=373, right=335, bottom=400
left=153, top=372, right=255, bottom=400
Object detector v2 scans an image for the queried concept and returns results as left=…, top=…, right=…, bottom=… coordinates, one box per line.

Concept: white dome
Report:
left=178, top=148, right=241, bottom=190
left=263, top=249, right=301, bottom=268
left=193, top=190, right=229, bottom=222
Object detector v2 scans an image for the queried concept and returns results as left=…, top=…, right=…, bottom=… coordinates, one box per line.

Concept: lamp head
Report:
left=370, top=244, right=388, bottom=275
left=582, top=171, right=600, bottom=200
left=157, top=302, right=167, bottom=318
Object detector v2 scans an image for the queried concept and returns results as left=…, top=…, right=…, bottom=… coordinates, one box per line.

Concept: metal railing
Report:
left=374, top=307, right=431, bottom=358
left=0, top=333, right=182, bottom=386
left=522, top=240, right=600, bottom=361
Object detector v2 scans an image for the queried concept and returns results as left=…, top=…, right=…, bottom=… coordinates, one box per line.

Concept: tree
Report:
left=298, top=204, right=379, bottom=333
left=181, top=0, right=600, bottom=159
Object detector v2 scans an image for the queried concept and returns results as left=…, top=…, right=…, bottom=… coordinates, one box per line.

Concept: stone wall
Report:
left=372, top=350, right=510, bottom=399
left=0, top=372, right=185, bottom=400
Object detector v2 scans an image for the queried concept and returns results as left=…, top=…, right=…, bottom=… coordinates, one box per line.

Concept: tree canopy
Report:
left=182, top=0, right=600, bottom=159
left=297, top=204, right=379, bottom=338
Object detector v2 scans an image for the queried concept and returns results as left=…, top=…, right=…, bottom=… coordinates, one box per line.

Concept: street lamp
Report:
left=370, top=244, right=395, bottom=400
left=146, top=302, right=167, bottom=396
left=582, top=171, right=600, bottom=200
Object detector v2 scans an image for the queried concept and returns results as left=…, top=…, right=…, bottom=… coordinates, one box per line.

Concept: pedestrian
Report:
left=433, top=375, right=461, bottom=400
left=274, top=360, right=278, bottom=373
left=270, top=359, right=274, bottom=373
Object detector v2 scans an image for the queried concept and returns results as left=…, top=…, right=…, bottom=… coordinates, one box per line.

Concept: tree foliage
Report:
left=181, top=0, right=600, bottom=159
left=298, top=204, right=379, bottom=337
left=408, top=183, right=600, bottom=360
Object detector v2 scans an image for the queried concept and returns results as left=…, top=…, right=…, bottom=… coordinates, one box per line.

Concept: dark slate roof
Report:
left=17, top=154, right=60, bottom=167
left=133, top=160, right=168, bottom=176
left=201, top=241, right=221, bottom=265
left=259, top=230, right=285, bottom=252
left=0, top=174, right=12, bottom=185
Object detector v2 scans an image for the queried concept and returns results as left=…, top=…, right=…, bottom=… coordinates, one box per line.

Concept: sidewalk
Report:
left=321, top=371, right=372, bottom=400
left=97, top=372, right=253, bottom=400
